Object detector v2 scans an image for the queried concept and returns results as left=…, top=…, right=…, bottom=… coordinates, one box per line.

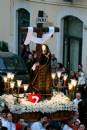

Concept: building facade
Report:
left=0, top=0, right=87, bottom=73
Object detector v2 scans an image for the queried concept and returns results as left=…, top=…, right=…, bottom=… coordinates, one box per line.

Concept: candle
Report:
left=3, top=76, right=7, bottom=92
left=57, top=71, right=61, bottom=78
left=51, top=73, right=56, bottom=80
left=10, top=81, right=15, bottom=93
left=24, top=84, right=28, bottom=91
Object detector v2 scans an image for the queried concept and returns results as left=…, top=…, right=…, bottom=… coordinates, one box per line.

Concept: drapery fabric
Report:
left=24, top=27, right=54, bottom=45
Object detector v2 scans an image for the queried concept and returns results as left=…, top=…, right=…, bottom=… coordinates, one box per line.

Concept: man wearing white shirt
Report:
left=62, top=119, right=73, bottom=130
left=63, top=124, right=73, bottom=130
left=77, top=71, right=86, bottom=99
left=6, top=113, right=16, bottom=130
left=73, top=92, right=82, bottom=111
left=0, top=110, right=8, bottom=127
left=31, top=113, right=49, bottom=130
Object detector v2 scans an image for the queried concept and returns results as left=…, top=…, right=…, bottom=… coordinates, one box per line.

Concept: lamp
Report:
left=57, top=71, right=61, bottom=79
left=71, top=79, right=77, bottom=99
left=51, top=69, right=77, bottom=100
left=57, top=71, right=62, bottom=91
left=10, top=80, right=22, bottom=104
left=64, top=74, right=68, bottom=81
left=10, top=81, right=15, bottom=94
left=3, top=72, right=14, bottom=94
left=16, top=80, right=22, bottom=96
left=10, top=73, right=15, bottom=80
left=68, top=79, right=77, bottom=100
left=51, top=71, right=68, bottom=92
left=3, top=76, right=7, bottom=92
left=7, top=72, right=12, bottom=79
left=71, top=79, right=77, bottom=88
left=23, top=84, right=28, bottom=97
left=3, top=72, right=29, bottom=103
left=68, top=83, right=73, bottom=100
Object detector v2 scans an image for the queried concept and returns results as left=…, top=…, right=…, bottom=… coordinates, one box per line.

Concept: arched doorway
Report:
left=63, top=16, right=83, bottom=72
left=17, top=8, right=30, bottom=56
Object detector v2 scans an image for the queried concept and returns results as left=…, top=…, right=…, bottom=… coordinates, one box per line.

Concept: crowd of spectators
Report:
left=0, top=106, right=86, bottom=130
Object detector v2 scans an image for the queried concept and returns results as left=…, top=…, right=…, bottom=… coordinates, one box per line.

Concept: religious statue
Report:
left=23, top=11, right=59, bottom=96
left=31, top=44, right=52, bottom=95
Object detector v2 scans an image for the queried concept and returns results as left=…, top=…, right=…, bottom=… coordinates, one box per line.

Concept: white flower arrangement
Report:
left=1, top=92, right=74, bottom=114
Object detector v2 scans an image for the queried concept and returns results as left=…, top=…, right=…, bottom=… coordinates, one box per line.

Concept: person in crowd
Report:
left=62, top=119, right=73, bottom=130
left=73, top=92, right=82, bottom=112
left=73, top=111, right=80, bottom=125
left=1, top=110, right=8, bottom=127
left=57, top=63, right=66, bottom=74
left=21, top=44, right=31, bottom=62
left=78, top=124, right=85, bottom=130
left=26, top=53, right=33, bottom=73
left=51, top=54, right=57, bottom=73
left=31, top=113, right=49, bottom=130
left=70, top=71, right=77, bottom=80
left=77, top=64, right=86, bottom=99
left=74, top=119, right=80, bottom=130
left=16, top=118, right=28, bottom=130
left=0, top=119, right=7, bottom=130
left=21, top=44, right=27, bottom=58
left=6, top=113, right=16, bottom=130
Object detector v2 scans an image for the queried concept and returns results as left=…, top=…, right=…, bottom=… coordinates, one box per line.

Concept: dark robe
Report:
left=32, top=53, right=52, bottom=95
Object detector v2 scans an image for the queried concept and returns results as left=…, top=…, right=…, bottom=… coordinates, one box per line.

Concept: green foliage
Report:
left=0, top=41, right=8, bottom=52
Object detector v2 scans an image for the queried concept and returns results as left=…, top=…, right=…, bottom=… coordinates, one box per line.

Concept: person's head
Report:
left=74, top=120, right=80, bottom=128
left=19, top=118, right=27, bottom=128
left=19, top=118, right=25, bottom=125
left=42, top=44, right=47, bottom=54
left=76, top=92, right=81, bottom=100
left=74, top=111, right=79, bottom=118
left=28, top=54, right=32, bottom=59
left=78, top=64, right=83, bottom=72
left=7, top=113, right=13, bottom=122
left=79, top=124, right=85, bottom=130
left=57, top=63, right=64, bottom=69
left=42, top=44, right=50, bottom=55
left=39, top=113, right=49, bottom=125
left=1, top=110, right=7, bottom=118
left=67, top=118, right=73, bottom=125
